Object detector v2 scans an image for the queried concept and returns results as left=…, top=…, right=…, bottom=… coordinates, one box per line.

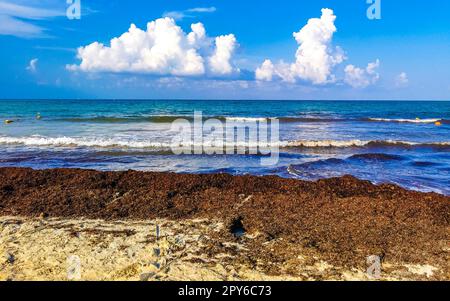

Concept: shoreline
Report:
left=0, top=167, right=449, bottom=280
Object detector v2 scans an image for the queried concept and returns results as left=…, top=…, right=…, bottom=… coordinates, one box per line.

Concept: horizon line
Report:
left=1, top=98, right=450, bottom=102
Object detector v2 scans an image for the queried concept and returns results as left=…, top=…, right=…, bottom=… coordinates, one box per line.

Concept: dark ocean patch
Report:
left=57, top=116, right=194, bottom=123
left=288, top=158, right=346, bottom=171
left=349, top=153, right=406, bottom=161
left=411, top=161, right=441, bottom=167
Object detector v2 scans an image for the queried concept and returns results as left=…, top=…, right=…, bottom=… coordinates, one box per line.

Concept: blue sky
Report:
left=0, top=0, right=449, bottom=100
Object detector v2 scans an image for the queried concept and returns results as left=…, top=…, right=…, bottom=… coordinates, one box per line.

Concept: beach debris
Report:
left=366, top=255, right=382, bottom=279
left=235, top=195, right=253, bottom=210
left=5, top=252, right=15, bottom=264
left=140, top=272, right=156, bottom=281
left=156, top=224, right=160, bottom=241
left=67, top=255, right=81, bottom=280
left=153, top=224, right=162, bottom=256
left=142, top=225, right=175, bottom=281
left=230, top=217, right=246, bottom=238
left=167, top=191, right=177, bottom=199
left=153, top=224, right=162, bottom=265
left=4, top=120, right=13, bottom=124
left=405, top=264, right=437, bottom=278
left=38, top=212, right=49, bottom=219
left=174, top=235, right=186, bottom=248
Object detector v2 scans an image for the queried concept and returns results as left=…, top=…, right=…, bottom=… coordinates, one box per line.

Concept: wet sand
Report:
left=0, top=168, right=449, bottom=280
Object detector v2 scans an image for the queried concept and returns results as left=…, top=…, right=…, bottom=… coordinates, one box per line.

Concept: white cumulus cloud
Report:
left=209, top=34, right=238, bottom=75
left=255, top=60, right=275, bottom=82
left=255, top=8, right=346, bottom=85
left=67, top=17, right=238, bottom=77
left=344, top=59, right=380, bottom=88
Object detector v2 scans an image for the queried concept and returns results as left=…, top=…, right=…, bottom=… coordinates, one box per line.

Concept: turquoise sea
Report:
left=0, top=100, right=449, bottom=195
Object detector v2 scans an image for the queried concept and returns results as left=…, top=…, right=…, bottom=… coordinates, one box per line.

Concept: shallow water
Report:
left=0, top=100, right=449, bottom=194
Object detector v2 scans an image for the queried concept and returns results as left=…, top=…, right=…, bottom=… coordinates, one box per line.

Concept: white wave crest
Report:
left=368, top=118, right=443, bottom=124
left=0, top=136, right=449, bottom=149
left=0, top=136, right=280, bottom=149
left=0, top=136, right=170, bottom=148
left=225, top=117, right=270, bottom=122
left=286, top=139, right=450, bottom=148
left=286, top=140, right=370, bottom=147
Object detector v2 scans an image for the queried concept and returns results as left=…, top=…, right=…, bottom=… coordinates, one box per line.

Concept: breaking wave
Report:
left=365, top=118, right=449, bottom=124
left=0, top=136, right=449, bottom=150
left=284, top=139, right=450, bottom=148
left=0, top=136, right=175, bottom=148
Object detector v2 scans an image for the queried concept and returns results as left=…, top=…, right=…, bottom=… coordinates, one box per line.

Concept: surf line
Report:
left=169, top=111, right=280, bottom=166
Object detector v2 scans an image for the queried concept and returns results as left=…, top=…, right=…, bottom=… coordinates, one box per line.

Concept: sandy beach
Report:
left=0, top=167, right=449, bottom=281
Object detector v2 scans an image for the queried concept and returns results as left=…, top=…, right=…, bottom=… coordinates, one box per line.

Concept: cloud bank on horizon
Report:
left=68, top=8, right=380, bottom=89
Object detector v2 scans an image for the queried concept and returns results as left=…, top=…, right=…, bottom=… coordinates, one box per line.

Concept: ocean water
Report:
left=0, top=100, right=449, bottom=195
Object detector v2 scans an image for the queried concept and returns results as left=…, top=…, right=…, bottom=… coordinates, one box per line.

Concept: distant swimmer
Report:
left=36, top=113, right=42, bottom=120
left=4, top=120, right=13, bottom=124
left=435, top=121, right=442, bottom=126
